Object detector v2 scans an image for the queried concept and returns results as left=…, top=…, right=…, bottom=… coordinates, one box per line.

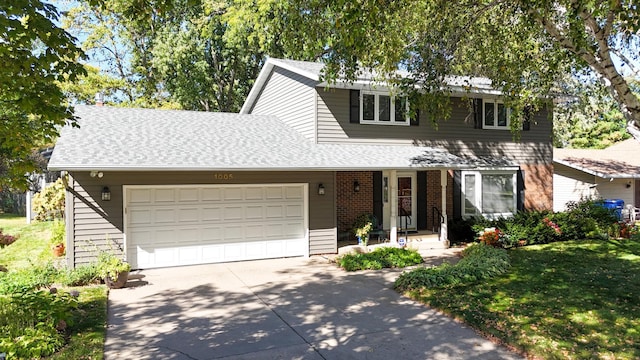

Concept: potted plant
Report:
left=97, top=252, right=131, bottom=289
left=352, top=213, right=373, bottom=247
left=50, top=220, right=66, bottom=257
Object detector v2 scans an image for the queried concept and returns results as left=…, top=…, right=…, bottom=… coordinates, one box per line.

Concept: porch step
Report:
left=404, top=236, right=450, bottom=250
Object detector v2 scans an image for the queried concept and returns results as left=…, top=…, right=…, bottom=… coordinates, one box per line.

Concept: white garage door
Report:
left=125, top=184, right=308, bottom=269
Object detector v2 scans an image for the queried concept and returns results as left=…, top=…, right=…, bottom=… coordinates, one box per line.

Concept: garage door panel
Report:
left=245, top=205, right=263, bottom=219
left=178, top=188, right=199, bottom=202
left=155, top=189, right=175, bottom=202
left=129, top=209, right=151, bottom=225
left=265, top=187, right=283, bottom=199
left=155, top=208, right=176, bottom=223
left=126, top=184, right=307, bottom=268
left=266, top=205, right=283, bottom=218
left=201, top=207, right=222, bottom=221
left=178, top=208, right=200, bottom=222
left=224, top=188, right=243, bottom=201
left=286, top=204, right=303, bottom=217
left=285, top=186, right=303, bottom=199
left=224, top=206, right=244, bottom=220
left=245, top=187, right=263, bottom=200
left=201, top=188, right=221, bottom=201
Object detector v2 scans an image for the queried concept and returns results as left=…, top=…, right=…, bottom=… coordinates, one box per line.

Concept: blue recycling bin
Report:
left=603, top=199, right=625, bottom=220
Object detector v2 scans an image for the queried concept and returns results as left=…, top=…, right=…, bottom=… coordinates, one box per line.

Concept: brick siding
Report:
left=336, top=172, right=373, bottom=236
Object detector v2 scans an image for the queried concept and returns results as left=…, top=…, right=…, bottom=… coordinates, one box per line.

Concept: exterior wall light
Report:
left=101, top=186, right=111, bottom=201
left=353, top=181, right=360, bottom=193
left=318, top=183, right=325, bottom=195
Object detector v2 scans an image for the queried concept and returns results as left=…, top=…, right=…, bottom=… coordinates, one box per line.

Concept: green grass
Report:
left=0, top=215, right=107, bottom=359
left=403, top=239, right=640, bottom=359
left=0, top=213, right=55, bottom=269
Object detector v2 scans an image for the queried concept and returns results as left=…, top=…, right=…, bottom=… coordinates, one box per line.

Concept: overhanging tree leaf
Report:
left=0, top=0, right=86, bottom=190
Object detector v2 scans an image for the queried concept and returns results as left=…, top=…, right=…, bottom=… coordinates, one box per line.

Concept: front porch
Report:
left=337, top=230, right=448, bottom=255
left=336, top=169, right=453, bottom=247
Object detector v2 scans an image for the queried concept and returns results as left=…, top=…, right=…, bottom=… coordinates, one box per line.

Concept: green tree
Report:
left=227, top=0, right=640, bottom=136
left=0, top=0, right=85, bottom=190
left=65, top=0, right=262, bottom=112
left=151, top=0, right=263, bottom=111
left=554, top=75, right=631, bottom=148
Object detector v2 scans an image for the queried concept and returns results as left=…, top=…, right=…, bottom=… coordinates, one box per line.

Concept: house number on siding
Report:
left=214, top=173, right=233, bottom=180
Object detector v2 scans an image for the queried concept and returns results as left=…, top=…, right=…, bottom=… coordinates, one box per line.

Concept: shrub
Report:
left=447, top=217, right=478, bottom=244
left=0, top=288, right=78, bottom=358
left=338, top=247, right=423, bottom=271
left=557, top=199, right=618, bottom=239
left=0, top=228, right=18, bottom=248
left=31, top=177, right=66, bottom=221
left=394, top=243, right=510, bottom=291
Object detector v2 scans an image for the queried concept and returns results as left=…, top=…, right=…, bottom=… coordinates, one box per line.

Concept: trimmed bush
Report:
left=394, top=243, right=510, bottom=291
left=338, top=247, right=423, bottom=271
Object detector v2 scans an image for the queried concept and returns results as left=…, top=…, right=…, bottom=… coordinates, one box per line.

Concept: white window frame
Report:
left=360, top=91, right=410, bottom=126
left=461, top=170, right=517, bottom=219
left=482, top=100, right=511, bottom=130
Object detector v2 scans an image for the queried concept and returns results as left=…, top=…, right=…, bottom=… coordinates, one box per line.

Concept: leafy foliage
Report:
left=227, top=0, right=640, bottom=138
left=0, top=288, right=78, bottom=358
left=0, top=0, right=85, bottom=190
left=394, top=243, right=510, bottom=291
left=337, top=247, right=423, bottom=271
left=32, top=177, right=66, bottom=221
left=63, top=0, right=264, bottom=112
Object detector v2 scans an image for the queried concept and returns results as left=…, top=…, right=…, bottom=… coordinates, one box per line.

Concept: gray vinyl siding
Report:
left=68, top=171, right=337, bottom=267
left=317, top=88, right=553, bottom=165
left=249, top=67, right=318, bottom=140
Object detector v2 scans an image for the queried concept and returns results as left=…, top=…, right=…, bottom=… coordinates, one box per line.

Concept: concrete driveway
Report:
left=105, top=253, right=523, bottom=360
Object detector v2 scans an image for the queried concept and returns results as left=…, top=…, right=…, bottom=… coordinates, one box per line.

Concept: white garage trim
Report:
left=123, top=184, right=309, bottom=269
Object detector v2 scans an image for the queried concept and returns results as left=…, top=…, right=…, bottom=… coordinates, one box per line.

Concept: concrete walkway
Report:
left=105, top=249, right=523, bottom=360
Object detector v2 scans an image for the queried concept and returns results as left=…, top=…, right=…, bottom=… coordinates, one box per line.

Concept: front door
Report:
left=397, top=172, right=417, bottom=230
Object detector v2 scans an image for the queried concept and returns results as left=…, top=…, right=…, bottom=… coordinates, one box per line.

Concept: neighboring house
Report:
left=48, top=58, right=553, bottom=269
left=554, top=138, right=640, bottom=212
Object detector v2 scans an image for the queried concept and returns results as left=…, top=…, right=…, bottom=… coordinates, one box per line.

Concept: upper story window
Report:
left=483, top=100, right=510, bottom=129
left=360, top=91, right=409, bottom=125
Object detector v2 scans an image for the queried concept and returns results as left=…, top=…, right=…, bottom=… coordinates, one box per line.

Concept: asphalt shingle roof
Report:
left=554, top=138, right=640, bottom=178
left=49, top=105, right=477, bottom=172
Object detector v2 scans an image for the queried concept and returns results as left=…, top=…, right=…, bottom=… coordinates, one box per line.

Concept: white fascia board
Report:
left=553, top=159, right=639, bottom=179
left=240, top=61, right=275, bottom=114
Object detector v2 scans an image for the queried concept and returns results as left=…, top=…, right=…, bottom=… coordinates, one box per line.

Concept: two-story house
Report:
left=49, top=58, right=553, bottom=269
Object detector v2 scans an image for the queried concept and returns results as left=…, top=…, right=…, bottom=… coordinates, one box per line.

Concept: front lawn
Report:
left=402, top=239, right=640, bottom=359
left=0, top=213, right=54, bottom=268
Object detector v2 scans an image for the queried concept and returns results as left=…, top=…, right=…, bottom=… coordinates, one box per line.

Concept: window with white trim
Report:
left=483, top=100, right=510, bottom=129
left=360, top=91, right=409, bottom=125
left=461, top=170, right=517, bottom=218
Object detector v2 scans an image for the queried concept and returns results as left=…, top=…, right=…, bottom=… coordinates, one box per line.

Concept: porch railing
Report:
left=432, top=206, right=444, bottom=234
